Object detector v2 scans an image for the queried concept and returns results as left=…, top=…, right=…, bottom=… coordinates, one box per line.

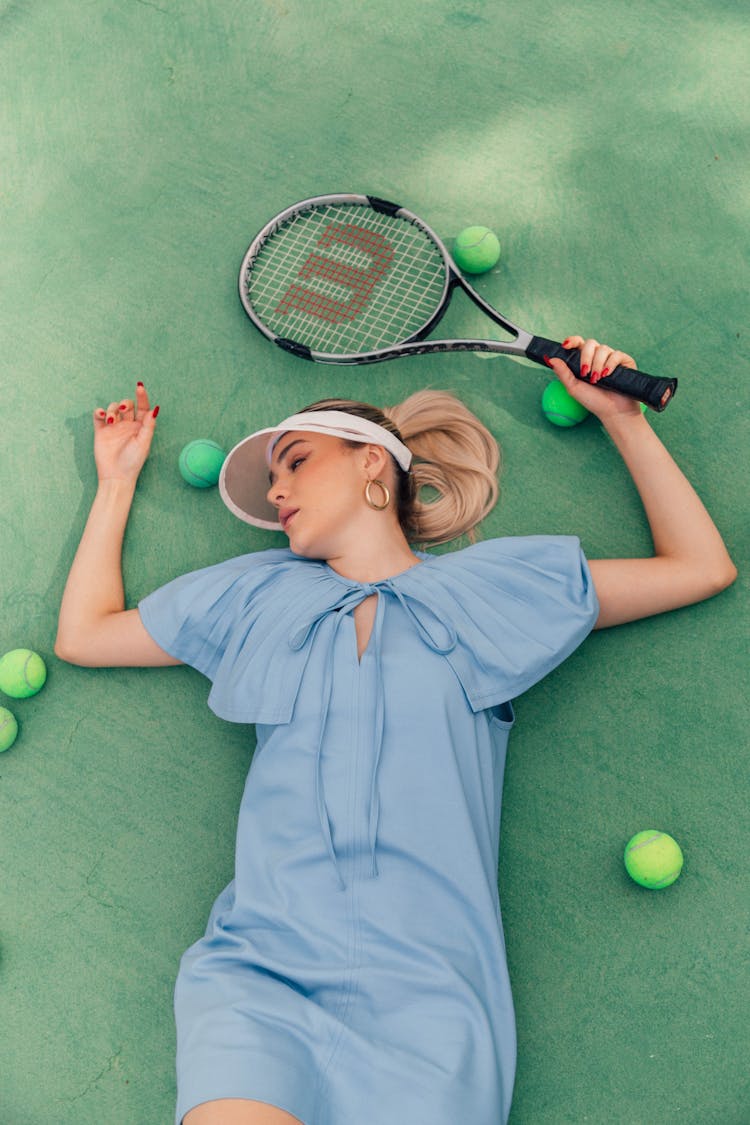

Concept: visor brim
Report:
left=218, top=427, right=284, bottom=529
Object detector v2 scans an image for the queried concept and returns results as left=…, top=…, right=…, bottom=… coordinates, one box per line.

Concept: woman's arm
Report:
left=55, top=385, right=182, bottom=666
left=547, top=338, right=737, bottom=629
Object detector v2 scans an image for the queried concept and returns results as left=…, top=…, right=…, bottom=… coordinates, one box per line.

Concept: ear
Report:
left=361, top=443, right=390, bottom=477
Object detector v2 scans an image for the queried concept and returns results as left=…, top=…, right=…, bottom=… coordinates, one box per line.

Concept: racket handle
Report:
left=527, top=337, right=677, bottom=412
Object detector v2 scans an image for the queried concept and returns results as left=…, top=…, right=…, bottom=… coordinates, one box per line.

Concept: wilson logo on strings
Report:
left=276, top=224, right=394, bottom=323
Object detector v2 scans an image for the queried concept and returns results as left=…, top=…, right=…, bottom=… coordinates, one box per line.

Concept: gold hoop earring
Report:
left=365, top=479, right=390, bottom=511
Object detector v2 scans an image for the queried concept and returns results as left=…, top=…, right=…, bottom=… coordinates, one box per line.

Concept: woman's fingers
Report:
left=593, top=349, right=636, bottom=384
left=577, top=338, right=600, bottom=380
left=560, top=337, right=636, bottom=384
left=134, top=381, right=150, bottom=416
left=588, top=347, right=636, bottom=384
left=93, top=383, right=151, bottom=427
left=560, top=336, right=598, bottom=379
left=134, top=398, right=160, bottom=453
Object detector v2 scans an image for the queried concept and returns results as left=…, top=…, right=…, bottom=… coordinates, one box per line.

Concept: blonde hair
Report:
left=298, top=391, right=500, bottom=546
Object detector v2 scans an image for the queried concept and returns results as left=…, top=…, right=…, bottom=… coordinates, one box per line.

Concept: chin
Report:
left=285, top=534, right=320, bottom=559
left=286, top=529, right=336, bottom=561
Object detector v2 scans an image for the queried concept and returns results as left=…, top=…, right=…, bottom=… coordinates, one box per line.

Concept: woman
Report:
left=55, top=338, right=736, bottom=1125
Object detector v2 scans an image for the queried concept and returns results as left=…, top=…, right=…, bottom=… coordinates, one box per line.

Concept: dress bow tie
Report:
left=288, top=577, right=457, bottom=891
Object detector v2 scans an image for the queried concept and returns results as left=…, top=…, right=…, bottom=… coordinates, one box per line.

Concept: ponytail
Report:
left=385, top=390, right=499, bottom=545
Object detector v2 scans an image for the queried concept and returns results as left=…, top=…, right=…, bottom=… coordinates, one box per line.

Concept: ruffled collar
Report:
left=199, top=539, right=598, bottom=892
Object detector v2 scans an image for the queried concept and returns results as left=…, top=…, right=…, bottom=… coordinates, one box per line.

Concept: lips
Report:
left=279, top=508, right=299, bottom=531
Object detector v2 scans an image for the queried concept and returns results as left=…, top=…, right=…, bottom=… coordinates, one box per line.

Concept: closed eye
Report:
left=268, top=441, right=310, bottom=486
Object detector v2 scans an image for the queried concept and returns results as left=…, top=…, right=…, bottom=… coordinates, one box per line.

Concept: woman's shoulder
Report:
left=405, top=532, right=596, bottom=623
left=184, top=546, right=324, bottom=581
left=139, top=547, right=326, bottom=623
left=206, top=545, right=312, bottom=567
left=400, top=533, right=598, bottom=710
left=417, top=533, right=586, bottom=572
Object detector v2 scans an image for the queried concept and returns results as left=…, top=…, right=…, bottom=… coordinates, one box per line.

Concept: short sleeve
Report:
left=137, top=548, right=294, bottom=680
left=402, top=534, right=600, bottom=709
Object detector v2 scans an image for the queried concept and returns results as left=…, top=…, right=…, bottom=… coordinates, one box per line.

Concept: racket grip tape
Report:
left=528, top=337, right=677, bottom=412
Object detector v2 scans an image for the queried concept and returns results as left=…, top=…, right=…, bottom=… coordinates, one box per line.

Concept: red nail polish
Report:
left=118, top=404, right=128, bottom=411
left=561, top=338, right=571, bottom=348
left=580, top=364, right=590, bottom=378
left=543, top=354, right=552, bottom=367
left=137, top=381, right=144, bottom=388
left=152, top=405, right=160, bottom=418
left=600, top=368, right=609, bottom=379
left=107, top=417, right=114, bottom=424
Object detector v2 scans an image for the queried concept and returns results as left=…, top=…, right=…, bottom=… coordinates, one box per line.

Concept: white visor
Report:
left=218, top=410, right=412, bottom=529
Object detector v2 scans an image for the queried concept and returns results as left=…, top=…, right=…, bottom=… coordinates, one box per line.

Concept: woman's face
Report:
left=266, top=431, right=380, bottom=558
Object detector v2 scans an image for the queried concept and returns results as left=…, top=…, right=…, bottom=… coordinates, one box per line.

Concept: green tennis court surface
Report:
left=1, top=1, right=747, bottom=1121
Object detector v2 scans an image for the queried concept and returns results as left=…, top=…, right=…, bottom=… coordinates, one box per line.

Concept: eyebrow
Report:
left=268, top=439, right=308, bottom=485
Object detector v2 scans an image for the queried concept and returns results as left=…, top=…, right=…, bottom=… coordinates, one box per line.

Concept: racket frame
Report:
left=238, top=193, right=676, bottom=410
left=239, top=193, right=532, bottom=362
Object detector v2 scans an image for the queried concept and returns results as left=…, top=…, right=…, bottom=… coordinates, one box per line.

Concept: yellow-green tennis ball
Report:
left=541, top=380, right=590, bottom=427
left=179, top=439, right=226, bottom=488
left=624, top=830, right=684, bottom=889
left=0, top=707, right=18, bottom=752
left=452, top=226, right=501, bottom=274
left=0, top=649, right=47, bottom=698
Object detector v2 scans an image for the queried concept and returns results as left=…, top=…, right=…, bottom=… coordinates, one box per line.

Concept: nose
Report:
left=266, top=478, right=287, bottom=507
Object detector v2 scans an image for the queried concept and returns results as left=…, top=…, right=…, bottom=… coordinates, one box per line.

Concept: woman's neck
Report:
left=324, top=529, right=422, bottom=583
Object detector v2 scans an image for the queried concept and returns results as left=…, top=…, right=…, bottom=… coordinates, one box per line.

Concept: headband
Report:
left=218, top=410, right=412, bottom=529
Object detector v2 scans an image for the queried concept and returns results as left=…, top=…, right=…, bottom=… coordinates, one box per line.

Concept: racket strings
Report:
left=245, top=203, right=446, bottom=354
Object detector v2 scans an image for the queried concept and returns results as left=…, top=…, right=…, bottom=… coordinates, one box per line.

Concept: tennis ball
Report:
left=179, top=439, right=226, bottom=488
left=0, top=707, right=18, bottom=752
left=624, top=830, right=684, bottom=889
left=541, top=380, right=589, bottom=427
left=452, top=226, right=501, bottom=274
left=0, top=649, right=47, bottom=698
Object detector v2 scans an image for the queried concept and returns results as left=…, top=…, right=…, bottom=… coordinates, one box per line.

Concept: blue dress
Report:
left=137, top=535, right=599, bottom=1125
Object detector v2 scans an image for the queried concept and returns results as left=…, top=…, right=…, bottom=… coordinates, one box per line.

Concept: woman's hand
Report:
left=92, top=382, right=159, bottom=483
left=546, top=336, right=645, bottom=422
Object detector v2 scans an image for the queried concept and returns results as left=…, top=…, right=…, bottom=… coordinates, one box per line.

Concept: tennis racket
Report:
left=238, top=193, right=677, bottom=411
